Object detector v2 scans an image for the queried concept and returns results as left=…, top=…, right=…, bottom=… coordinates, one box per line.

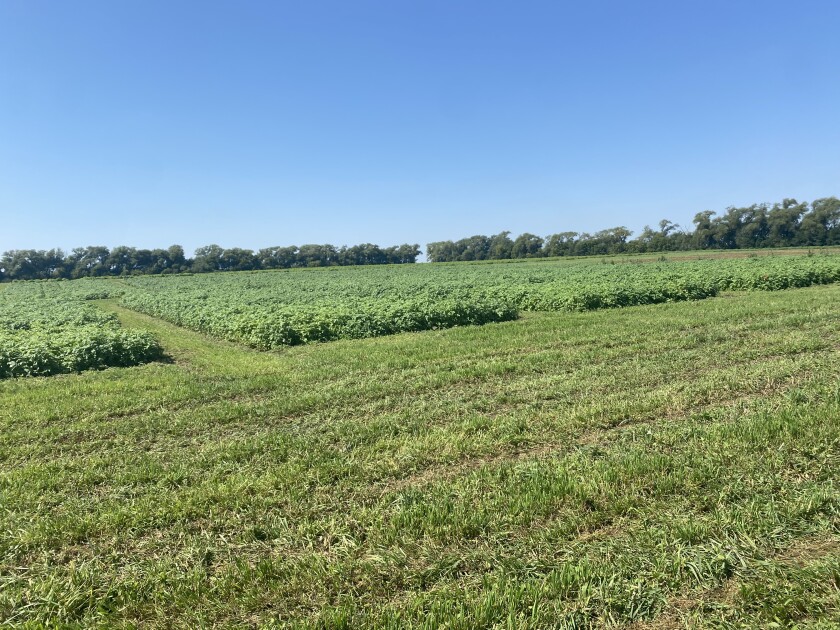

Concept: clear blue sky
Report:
left=1, top=0, right=838, bottom=256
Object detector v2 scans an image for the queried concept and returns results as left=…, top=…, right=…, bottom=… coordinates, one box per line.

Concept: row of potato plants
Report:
left=111, top=254, right=840, bottom=349
left=0, top=283, right=163, bottom=378
left=119, top=288, right=518, bottom=349
left=6, top=253, right=837, bottom=368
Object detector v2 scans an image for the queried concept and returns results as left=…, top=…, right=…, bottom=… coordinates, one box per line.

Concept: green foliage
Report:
left=118, top=275, right=519, bottom=349
left=0, top=241, right=421, bottom=281
left=0, top=282, right=162, bottom=378
left=427, top=197, right=840, bottom=260
left=5, top=254, right=839, bottom=371
left=114, top=254, right=840, bottom=348
left=0, top=326, right=164, bottom=378
left=2, top=286, right=840, bottom=626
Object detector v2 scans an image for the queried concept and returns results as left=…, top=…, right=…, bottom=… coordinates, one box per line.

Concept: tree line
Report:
left=0, top=242, right=421, bottom=281
left=3, top=197, right=838, bottom=280
left=426, top=197, right=840, bottom=262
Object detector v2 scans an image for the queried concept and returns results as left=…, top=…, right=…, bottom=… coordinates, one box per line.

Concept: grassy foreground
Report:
left=1, top=287, right=839, bottom=627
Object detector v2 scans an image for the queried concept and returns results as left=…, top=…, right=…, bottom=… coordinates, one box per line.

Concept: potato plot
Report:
left=4, top=253, right=838, bottom=375
left=116, top=254, right=840, bottom=349
left=0, top=282, right=163, bottom=378
left=119, top=271, right=518, bottom=349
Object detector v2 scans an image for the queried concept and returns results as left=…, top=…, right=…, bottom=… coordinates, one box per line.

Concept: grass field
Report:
left=1, top=259, right=839, bottom=627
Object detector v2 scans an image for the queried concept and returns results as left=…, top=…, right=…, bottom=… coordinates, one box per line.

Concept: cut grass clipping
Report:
left=0, top=276, right=838, bottom=626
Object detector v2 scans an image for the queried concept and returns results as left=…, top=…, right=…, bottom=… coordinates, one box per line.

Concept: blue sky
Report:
left=1, top=1, right=838, bottom=256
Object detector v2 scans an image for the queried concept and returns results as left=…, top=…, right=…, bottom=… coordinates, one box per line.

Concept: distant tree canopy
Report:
left=0, top=242, right=421, bottom=281
left=425, top=197, right=840, bottom=262
left=3, top=197, right=838, bottom=281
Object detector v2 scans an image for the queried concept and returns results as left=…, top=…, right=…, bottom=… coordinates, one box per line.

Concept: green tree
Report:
left=799, top=197, right=840, bottom=245
left=511, top=233, right=544, bottom=258
left=765, top=199, right=806, bottom=247
left=692, top=211, right=717, bottom=249
left=192, top=244, right=224, bottom=272
left=487, top=231, right=514, bottom=259
left=543, top=232, right=578, bottom=257
left=426, top=241, right=459, bottom=263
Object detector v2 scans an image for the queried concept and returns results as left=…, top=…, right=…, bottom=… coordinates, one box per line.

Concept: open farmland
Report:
left=1, top=253, right=839, bottom=627
left=104, top=252, right=840, bottom=349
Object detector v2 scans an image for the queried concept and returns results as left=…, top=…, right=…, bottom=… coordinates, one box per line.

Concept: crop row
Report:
left=0, top=284, right=164, bottom=378
left=119, top=289, right=517, bottom=349
left=109, top=254, right=840, bottom=349
left=485, top=256, right=840, bottom=311
left=7, top=254, right=840, bottom=359
left=0, top=325, right=165, bottom=378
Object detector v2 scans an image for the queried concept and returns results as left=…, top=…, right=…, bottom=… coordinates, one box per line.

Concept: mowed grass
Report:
left=0, top=286, right=839, bottom=627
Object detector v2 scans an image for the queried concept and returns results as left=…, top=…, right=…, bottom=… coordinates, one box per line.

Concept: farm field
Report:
left=42, top=251, right=840, bottom=352
left=117, top=252, right=840, bottom=347
left=0, top=255, right=839, bottom=627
